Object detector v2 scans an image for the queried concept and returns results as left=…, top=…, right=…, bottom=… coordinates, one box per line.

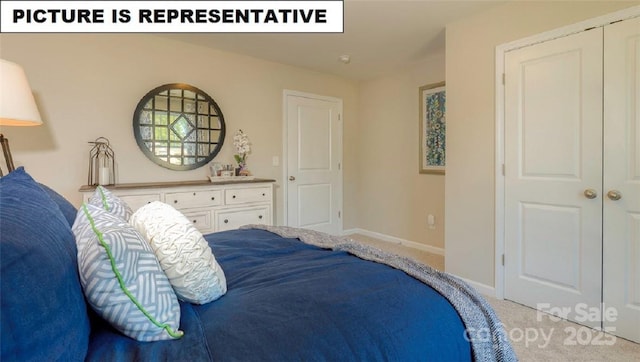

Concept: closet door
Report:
left=603, top=16, right=640, bottom=343
left=504, top=28, right=603, bottom=328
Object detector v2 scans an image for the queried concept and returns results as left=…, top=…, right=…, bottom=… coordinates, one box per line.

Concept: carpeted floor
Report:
left=348, top=233, right=640, bottom=361
left=486, top=297, right=640, bottom=361
left=348, top=233, right=445, bottom=270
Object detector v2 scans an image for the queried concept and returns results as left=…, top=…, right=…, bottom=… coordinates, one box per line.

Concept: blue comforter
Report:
left=87, top=229, right=472, bottom=361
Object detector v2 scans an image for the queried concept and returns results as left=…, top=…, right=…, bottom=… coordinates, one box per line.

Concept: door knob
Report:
left=289, top=176, right=296, bottom=181
left=607, top=190, right=622, bottom=201
left=583, top=189, right=597, bottom=199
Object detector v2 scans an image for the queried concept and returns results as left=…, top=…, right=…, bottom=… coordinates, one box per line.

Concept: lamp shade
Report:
left=0, top=59, right=42, bottom=126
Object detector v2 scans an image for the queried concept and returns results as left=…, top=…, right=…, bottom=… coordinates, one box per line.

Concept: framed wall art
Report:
left=419, top=81, right=446, bottom=174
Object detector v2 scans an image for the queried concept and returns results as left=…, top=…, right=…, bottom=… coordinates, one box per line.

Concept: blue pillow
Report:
left=0, top=167, right=90, bottom=361
left=38, top=182, right=77, bottom=227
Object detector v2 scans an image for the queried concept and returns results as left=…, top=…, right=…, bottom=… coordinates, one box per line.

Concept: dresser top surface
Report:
left=79, top=178, right=276, bottom=192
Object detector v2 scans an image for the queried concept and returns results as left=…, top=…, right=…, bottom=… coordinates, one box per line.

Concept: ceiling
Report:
left=160, top=1, right=505, bottom=81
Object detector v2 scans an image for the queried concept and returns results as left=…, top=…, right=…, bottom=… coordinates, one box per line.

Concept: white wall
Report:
left=356, top=53, right=446, bottom=249
left=0, top=34, right=359, bottom=228
left=444, top=1, right=637, bottom=288
left=0, top=33, right=449, bottom=253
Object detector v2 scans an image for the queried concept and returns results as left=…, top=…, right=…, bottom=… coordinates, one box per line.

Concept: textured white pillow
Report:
left=130, top=201, right=227, bottom=304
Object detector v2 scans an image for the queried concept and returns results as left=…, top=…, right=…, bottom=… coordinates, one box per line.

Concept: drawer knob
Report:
left=232, top=195, right=236, bottom=199
left=224, top=219, right=229, bottom=224
left=174, top=200, right=178, bottom=204
left=262, top=193, right=265, bottom=196
left=211, top=197, right=215, bottom=200
left=193, top=192, right=196, bottom=196
left=258, top=215, right=263, bottom=220
left=193, top=220, right=197, bottom=224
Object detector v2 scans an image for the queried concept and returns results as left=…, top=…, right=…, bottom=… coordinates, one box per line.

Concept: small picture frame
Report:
left=209, top=162, right=223, bottom=177
left=419, top=81, right=446, bottom=174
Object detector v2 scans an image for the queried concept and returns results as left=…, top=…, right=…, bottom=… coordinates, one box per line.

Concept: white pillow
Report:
left=130, top=201, right=227, bottom=304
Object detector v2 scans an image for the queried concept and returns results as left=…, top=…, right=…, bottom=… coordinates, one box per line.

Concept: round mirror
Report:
left=133, top=83, right=225, bottom=171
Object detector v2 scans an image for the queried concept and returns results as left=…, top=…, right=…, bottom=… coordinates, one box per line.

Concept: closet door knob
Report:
left=607, top=190, right=622, bottom=201
left=583, top=189, right=597, bottom=199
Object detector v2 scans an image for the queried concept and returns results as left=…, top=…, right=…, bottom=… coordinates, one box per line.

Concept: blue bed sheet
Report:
left=87, top=229, right=472, bottom=361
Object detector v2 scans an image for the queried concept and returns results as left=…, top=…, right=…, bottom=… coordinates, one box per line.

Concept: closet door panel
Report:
left=504, top=28, right=603, bottom=328
left=603, top=16, right=640, bottom=343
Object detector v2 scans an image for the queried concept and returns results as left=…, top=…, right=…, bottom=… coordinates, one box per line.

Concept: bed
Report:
left=0, top=168, right=515, bottom=361
left=87, top=226, right=514, bottom=361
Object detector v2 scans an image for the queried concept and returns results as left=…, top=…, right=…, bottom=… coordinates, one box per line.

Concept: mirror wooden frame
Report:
left=132, top=83, right=226, bottom=171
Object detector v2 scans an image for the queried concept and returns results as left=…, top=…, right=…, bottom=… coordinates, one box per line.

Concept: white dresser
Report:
left=80, top=179, right=275, bottom=233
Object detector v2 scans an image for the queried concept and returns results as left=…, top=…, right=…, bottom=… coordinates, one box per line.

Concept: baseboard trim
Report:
left=343, top=228, right=444, bottom=256
left=454, top=276, right=496, bottom=297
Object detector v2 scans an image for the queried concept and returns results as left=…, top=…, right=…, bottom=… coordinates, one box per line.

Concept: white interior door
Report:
left=603, top=17, right=640, bottom=343
left=284, top=91, right=342, bottom=235
left=504, top=28, right=604, bottom=328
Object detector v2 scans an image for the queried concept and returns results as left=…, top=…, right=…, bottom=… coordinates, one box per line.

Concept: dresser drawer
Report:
left=165, top=190, right=222, bottom=209
left=215, top=206, right=270, bottom=232
left=182, top=209, right=213, bottom=233
left=118, top=194, right=161, bottom=211
left=224, top=187, right=271, bottom=205
left=80, top=181, right=274, bottom=233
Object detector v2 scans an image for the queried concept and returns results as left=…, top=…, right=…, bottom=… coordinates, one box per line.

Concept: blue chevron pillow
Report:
left=72, top=203, right=183, bottom=341
left=88, top=186, right=133, bottom=221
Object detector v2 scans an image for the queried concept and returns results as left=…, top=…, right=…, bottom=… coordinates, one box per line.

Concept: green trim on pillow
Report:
left=97, top=186, right=110, bottom=211
left=81, top=204, right=184, bottom=339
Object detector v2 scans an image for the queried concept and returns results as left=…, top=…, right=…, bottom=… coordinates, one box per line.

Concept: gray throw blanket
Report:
left=241, top=225, right=517, bottom=362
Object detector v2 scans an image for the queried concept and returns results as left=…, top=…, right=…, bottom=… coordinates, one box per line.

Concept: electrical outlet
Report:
left=428, top=214, right=436, bottom=230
